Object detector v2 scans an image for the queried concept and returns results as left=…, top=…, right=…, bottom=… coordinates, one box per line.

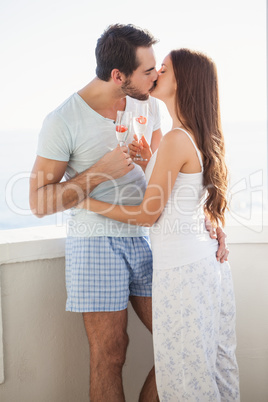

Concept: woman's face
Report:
left=150, top=54, right=177, bottom=102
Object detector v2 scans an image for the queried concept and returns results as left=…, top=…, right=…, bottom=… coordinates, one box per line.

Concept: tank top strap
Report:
left=173, top=127, right=203, bottom=172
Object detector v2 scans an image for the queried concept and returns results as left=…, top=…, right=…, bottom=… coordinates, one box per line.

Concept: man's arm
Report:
left=29, top=146, right=134, bottom=218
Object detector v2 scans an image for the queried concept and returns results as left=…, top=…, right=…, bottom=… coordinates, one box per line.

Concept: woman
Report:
left=78, top=49, right=240, bottom=401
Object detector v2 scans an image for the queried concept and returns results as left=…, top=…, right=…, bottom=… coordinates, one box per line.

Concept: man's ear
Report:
left=111, top=69, right=124, bottom=85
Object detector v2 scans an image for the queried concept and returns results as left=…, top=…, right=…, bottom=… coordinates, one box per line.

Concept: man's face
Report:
left=121, top=46, right=158, bottom=101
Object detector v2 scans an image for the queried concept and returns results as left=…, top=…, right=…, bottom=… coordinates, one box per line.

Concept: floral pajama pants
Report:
left=152, top=254, right=240, bottom=401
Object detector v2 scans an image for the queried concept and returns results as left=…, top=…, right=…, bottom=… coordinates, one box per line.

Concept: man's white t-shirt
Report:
left=37, top=93, right=161, bottom=237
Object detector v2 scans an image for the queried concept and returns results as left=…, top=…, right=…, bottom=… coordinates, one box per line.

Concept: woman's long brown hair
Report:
left=170, top=49, right=228, bottom=227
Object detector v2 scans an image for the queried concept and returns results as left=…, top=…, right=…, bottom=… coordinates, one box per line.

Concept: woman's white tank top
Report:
left=145, top=128, right=218, bottom=270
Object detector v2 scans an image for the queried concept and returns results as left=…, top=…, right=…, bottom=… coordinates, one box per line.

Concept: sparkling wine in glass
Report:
left=115, top=111, right=132, bottom=147
left=133, top=102, right=148, bottom=160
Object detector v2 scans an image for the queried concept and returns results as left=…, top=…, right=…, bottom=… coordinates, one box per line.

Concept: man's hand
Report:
left=94, top=145, right=134, bottom=180
left=205, top=217, right=229, bottom=263
left=215, top=226, right=229, bottom=262
left=29, top=146, right=133, bottom=218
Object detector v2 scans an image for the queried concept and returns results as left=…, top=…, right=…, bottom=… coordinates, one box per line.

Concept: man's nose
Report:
left=152, top=68, right=158, bottom=81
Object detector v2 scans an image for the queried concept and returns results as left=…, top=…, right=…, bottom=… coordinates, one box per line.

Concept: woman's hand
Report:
left=129, top=135, right=152, bottom=171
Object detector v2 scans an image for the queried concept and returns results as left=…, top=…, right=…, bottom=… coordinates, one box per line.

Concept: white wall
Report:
left=0, top=227, right=267, bottom=401
left=229, top=243, right=268, bottom=402
left=0, top=257, right=154, bottom=402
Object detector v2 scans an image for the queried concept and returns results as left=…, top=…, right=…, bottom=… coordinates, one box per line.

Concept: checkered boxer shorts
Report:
left=65, top=236, right=153, bottom=312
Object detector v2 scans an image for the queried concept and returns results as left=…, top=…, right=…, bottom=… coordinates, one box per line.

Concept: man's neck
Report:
left=77, top=77, right=126, bottom=121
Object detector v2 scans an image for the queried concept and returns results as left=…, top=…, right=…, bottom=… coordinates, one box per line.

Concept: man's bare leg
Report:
left=83, top=310, right=128, bottom=402
left=129, top=296, right=160, bottom=402
left=139, top=366, right=159, bottom=402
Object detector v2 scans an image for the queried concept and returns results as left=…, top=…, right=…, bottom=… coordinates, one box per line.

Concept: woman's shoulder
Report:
left=160, top=128, right=193, bottom=148
left=154, top=128, right=191, bottom=169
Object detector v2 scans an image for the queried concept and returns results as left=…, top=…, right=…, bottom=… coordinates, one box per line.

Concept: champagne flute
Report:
left=115, top=111, right=132, bottom=147
left=133, top=101, right=148, bottom=160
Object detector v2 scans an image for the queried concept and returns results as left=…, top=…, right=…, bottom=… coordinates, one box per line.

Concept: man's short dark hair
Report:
left=95, top=24, right=158, bottom=82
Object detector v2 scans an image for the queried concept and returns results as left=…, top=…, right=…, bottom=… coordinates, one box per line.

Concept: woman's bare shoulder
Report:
left=159, top=128, right=193, bottom=150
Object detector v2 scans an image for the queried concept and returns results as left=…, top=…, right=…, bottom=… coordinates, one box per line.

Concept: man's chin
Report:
left=128, top=93, right=149, bottom=101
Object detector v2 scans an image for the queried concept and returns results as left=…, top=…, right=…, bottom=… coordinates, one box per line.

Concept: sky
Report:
left=0, top=0, right=266, bottom=131
left=0, top=0, right=266, bottom=230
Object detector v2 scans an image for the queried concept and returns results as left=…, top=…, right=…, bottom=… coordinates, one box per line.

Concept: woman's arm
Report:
left=78, top=130, right=189, bottom=226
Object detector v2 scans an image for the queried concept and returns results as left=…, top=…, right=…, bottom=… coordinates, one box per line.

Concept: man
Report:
left=30, top=24, right=228, bottom=401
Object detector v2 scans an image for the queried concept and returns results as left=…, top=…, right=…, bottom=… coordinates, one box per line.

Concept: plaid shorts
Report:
left=65, top=236, right=153, bottom=312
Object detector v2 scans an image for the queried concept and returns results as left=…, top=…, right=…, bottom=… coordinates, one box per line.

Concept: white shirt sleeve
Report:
left=37, top=111, right=72, bottom=162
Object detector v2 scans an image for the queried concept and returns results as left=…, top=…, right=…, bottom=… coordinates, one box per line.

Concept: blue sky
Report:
left=0, top=0, right=266, bottom=130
